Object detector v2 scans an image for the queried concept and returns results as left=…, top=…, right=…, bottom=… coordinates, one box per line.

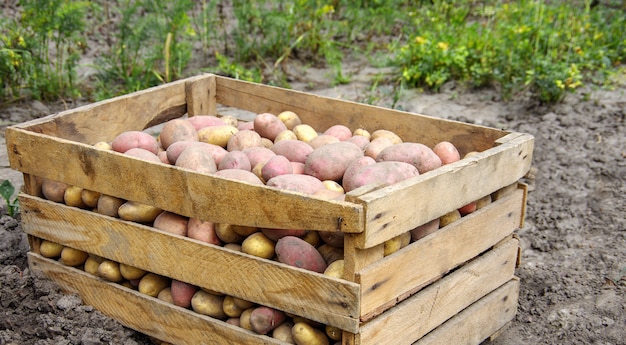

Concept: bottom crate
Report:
left=27, top=235, right=520, bottom=345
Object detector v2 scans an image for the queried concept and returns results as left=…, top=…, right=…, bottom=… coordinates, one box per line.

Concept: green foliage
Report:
left=0, top=180, right=19, bottom=218
left=0, top=19, right=33, bottom=102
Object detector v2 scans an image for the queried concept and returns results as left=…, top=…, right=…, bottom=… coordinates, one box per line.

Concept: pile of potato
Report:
left=37, top=110, right=496, bottom=344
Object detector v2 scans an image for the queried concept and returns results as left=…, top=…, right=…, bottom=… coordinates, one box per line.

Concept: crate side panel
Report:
left=8, top=135, right=363, bottom=233
left=414, top=278, right=520, bottom=345
left=357, top=236, right=519, bottom=345
left=357, top=187, right=525, bottom=319
left=10, top=79, right=189, bottom=144
left=355, top=134, right=533, bottom=248
left=27, top=253, right=286, bottom=345
left=19, top=194, right=361, bottom=332
left=214, top=76, right=506, bottom=154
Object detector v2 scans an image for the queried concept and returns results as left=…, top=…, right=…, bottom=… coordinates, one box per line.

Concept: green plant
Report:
left=0, top=180, right=19, bottom=217
left=0, top=19, right=34, bottom=103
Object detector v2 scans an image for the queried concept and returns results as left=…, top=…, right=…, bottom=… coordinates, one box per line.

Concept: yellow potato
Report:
left=93, top=141, right=113, bottom=150
left=220, top=115, right=239, bottom=127
left=197, top=125, right=239, bottom=148
left=232, top=297, right=256, bottom=310
left=322, top=180, right=344, bottom=194
left=157, top=287, right=175, bottom=304
left=231, top=225, right=259, bottom=237
left=439, top=209, right=462, bottom=227
left=277, top=110, right=302, bottom=130
left=370, top=129, right=402, bottom=144
left=215, top=223, right=246, bottom=244
left=325, top=325, right=342, bottom=342
left=83, top=256, right=102, bottom=275
left=39, top=240, right=64, bottom=259
left=272, top=320, right=296, bottom=343
left=120, top=263, right=147, bottom=280
left=81, top=189, right=101, bottom=208
left=302, top=230, right=321, bottom=248
left=475, top=194, right=492, bottom=210
left=383, top=235, right=403, bottom=257
left=60, top=246, right=89, bottom=267
left=97, top=194, right=125, bottom=218
left=118, top=201, right=162, bottom=223
left=97, top=260, right=124, bottom=283
left=352, top=128, right=371, bottom=140
left=138, top=273, right=170, bottom=297
left=191, top=290, right=227, bottom=319
left=239, top=308, right=255, bottom=331
left=222, top=295, right=245, bottom=318
left=324, top=259, right=344, bottom=279
left=399, top=231, right=411, bottom=249
left=292, top=322, right=330, bottom=345
left=274, top=129, right=298, bottom=142
left=293, top=124, right=318, bottom=142
left=241, top=232, right=276, bottom=259
left=64, top=185, right=87, bottom=208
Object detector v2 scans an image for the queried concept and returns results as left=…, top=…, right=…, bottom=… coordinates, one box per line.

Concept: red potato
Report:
left=319, top=231, right=344, bottom=248
left=153, top=211, right=188, bottom=236
left=262, top=155, right=293, bottom=182
left=170, top=279, right=198, bottom=309
left=242, top=146, right=276, bottom=168
left=343, top=161, right=419, bottom=193
left=237, top=121, right=255, bottom=131
left=187, top=217, right=221, bottom=245
left=261, top=228, right=307, bottom=242
left=124, top=147, right=162, bottom=163
left=167, top=141, right=227, bottom=166
left=218, top=150, right=252, bottom=171
left=159, top=118, right=198, bottom=149
left=304, top=141, right=364, bottom=181
left=376, top=142, right=442, bottom=174
left=458, top=201, right=477, bottom=216
left=324, top=124, right=352, bottom=141
left=410, top=218, right=440, bottom=241
left=291, top=161, right=305, bottom=174
left=111, top=131, right=159, bottom=154
left=157, top=151, right=169, bottom=164
left=342, top=156, right=376, bottom=185
left=250, top=306, right=287, bottom=335
left=433, top=141, right=461, bottom=165
left=227, top=130, right=263, bottom=152
left=308, top=134, right=340, bottom=149
left=266, top=174, right=326, bottom=194
left=364, top=137, right=394, bottom=160
left=214, top=169, right=264, bottom=185
left=271, top=140, right=314, bottom=163
left=254, top=113, right=287, bottom=141
left=187, top=115, right=226, bottom=131
left=175, top=144, right=218, bottom=174
left=275, top=236, right=328, bottom=273
left=346, top=135, right=370, bottom=151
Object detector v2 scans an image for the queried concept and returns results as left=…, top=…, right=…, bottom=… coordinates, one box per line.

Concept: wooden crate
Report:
left=6, top=74, right=533, bottom=345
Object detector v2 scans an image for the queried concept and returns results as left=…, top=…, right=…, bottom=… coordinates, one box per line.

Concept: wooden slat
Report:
left=357, top=187, right=524, bottom=320
left=18, top=194, right=361, bottom=332
left=356, top=236, right=519, bottom=345
left=352, top=133, right=534, bottom=248
left=10, top=79, right=189, bottom=144
left=27, top=253, right=287, bottom=345
left=214, top=76, right=507, bottom=155
left=414, top=278, right=520, bottom=345
left=186, top=74, right=216, bottom=116
left=7, top=131, right=363, bottom=233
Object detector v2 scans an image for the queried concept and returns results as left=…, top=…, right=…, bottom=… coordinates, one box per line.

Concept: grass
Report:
left=1, top=0, right=624, bottom=104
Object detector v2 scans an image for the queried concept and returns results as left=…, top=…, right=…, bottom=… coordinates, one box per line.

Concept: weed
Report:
left=0, top=180, right=19, bottom=218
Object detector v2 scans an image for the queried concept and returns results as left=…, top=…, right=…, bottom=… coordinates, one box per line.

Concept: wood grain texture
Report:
left=19, top=194, right=361, bottom=332
left=27, top=253, right=287, bottom=345
left=414, top=278, right=520, bottom=345
left=355, top=236, right=519, bottom=345
left=185, top=74, right=216, bottom=116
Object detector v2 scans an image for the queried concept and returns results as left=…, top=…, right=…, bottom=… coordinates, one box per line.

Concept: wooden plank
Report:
left=18, top=194, right=361, bottom=332
left=186, top=74, right=216, bottom=116
left=27, top=253, right=287, bottom=345
left=9, top=79, right=189, bottom=144
left=414, top=278, right=520, bottom=345
left=353, top=133, right=534, bottom=248
left=214, top=76, right=507, bottom=155
left=7, top=131, right=364, bottom=233
left=356, top=236, right=520, bottom=345
left=357, top=187, right=524, bottom=320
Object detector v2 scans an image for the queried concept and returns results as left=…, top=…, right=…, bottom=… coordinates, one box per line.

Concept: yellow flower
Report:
left=555, top=80, right=565, bottom=90
left=437, top=42, right=449, bottom=50
left=414, top=36, right=426, bottom=45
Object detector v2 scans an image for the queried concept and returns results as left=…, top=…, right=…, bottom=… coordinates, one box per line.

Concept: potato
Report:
left=84, top=256, right=102, bottom=275
left=220, top=115, right=239, bottom=127
left=124, top=147, right=162, bottom=163
left=187, top=217, right=221, bottom=245
left=231, top=225, right=259, bottom=236
left=111, top=130, right=159, bottom=154
left=215, top=223, right=246, bottom=244
left=312, top=188, right=345, bottom=201
left=241, top=232, right=276, bottom=259
left=277, top=111, right=302, bottom=130
left=353, top=128, right=371, bottom=139
left=41, top=178, right=68, bottom=203
left=342, top=156, right=376, bottom=185
left=171, top=279, right=198, bottom=308
left=272, top=320, right=296, bottom=344
left=253, top=113, right=288, bottom=141
left=262, top=155, right=293, bottom=181
left=308, top=134, right=340, bottom=149
left=275, top=236, right=327, bottom=273
left=342, top=161, right=419, bottom=193
left=325, top=325, right=342, bottom=342
left=233, top=297, right=256, bottom=310
left=218, top=150, right=252, bottom=171
left=291, top=161, right=305, bottom=174
left=64, top=185, right=87, bottom=208
left=364, top=137, right=394, bottom=160
left=226, top=318, right=241, bottom=327
left=324, top=125, right=352, bottom=141
left=317, top=244, right=344, bottom=265
left=119, top=263, right=147, bottom=280
left=187, top=115, right=226, bottom=131
left=458, top=201, right=477, bottom=216
left=475, top=194, right=492, bottom=210
left=237, top=120, right=254, bottom=131
left=157, top=287, right=175, bottom=304
left=433, top=141, right=461, bottom=165
left=166, top=141, right=228, bottom=166
left=324, top=259, right=344, bottom=279
left=464, top=151, right=480, bottom=159
left=239, top=308, right=255, bottom=331
left=266, top=174, right=326, bottom=194
left=376, top=142, right=442, bottom=174
left=226, top=130, right=263, bottom=152
left=322, top=180, right=344, bottom=194
left=138, top=273, right=170, bottom=297
left=250, top=306, right=287, bottom=335
left=39, top=240, right=64, bottom=259
left=97, top=260, right=124, bottom=282
left=261, top=228, right=306, bottom=242
left=271, top=140, right=314, bottom=163
left=81, top=189, right=101, bottom=208
left=292, top=322, right=330, bottom=345
left=191, top=290, right=227, bottom=319
left=370, top=129, right=402, bottom=144
left=96, top=194, right=125, bottom=218
left=274, top=129, right=298, bottom=142
left=118, top=201, right=162, bottom=223
left=292, top=124, right=318, bottom=142
left=93, top=141, right=113, bottom=150
left=383, top=235, right=403, bottom=256
left=304, top=141, right=364, bottom=181
left=345, top=135, right=370, bottom=151
left=242, top=146, right=276, bottom=168
left=319, top=231, right=344, bottom=248
left=439, top=209, right=462, bottom=227
left=153, top=211, right=189, bottom=236
left=175, top=144, right=218, bottom=174
left=60, top=246, right=89, bottom=267
left=197, top=125, right=239, bottom=148
left=301, top=230, right=321, bottom=248
left=214, top=169, right=264, bottom=185
left=222, top=295, right=245, bottom=318
left=410, top=218, right=440, bottom=241
left=159, top=118, right=198, bottom=149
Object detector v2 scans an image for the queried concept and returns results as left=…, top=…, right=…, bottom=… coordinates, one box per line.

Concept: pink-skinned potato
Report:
left=124, top=147, right=162, bottom=163
left=275, top=236, right=328, bottom=273
left=41, top=178, right=69, bottom=203
left=175, top=144, right=218, bottom=174
left=304, top=141, right=364, bottom=181
left=262, top=155, right=293, bottom=182
left=261, top=228, right=307, bottom=242
left=342, top=156, right=376, bottom=186
left=159, top=118, right=198, bottom=149
left=111, top=131, right=159, bottom=154
left=187, top=115, right=226, bottom=131
left=343, top=161, right=419, bottom=193
left=170, top=279, right=198, bottom=308
left=167, top=141, right=227, bottom=166
left=266, top=174, right=326, bottom=194
left=250, top=306, right=287, bottom=335
left=227, top=130, right=263, bottom=152
left=376, top=142, right=442, bottom=174
left=187, top=217, right=221, bottom=245
left=291, top=161, right=305, bottom=174
left=346, top=135, right=370, bottom=151
left=153, top=211, right=189, bottom=236
left=410, top=218, right=440, bottom=241
left=218, top=150, right=252, bottom=171
left=253, top=113, right=287, bottom=141
left=238, top=121, right=255, bottom=131
left=364, top=137, right=394, bottom=160
left=271, top=139, right=314, bottom=163
left=214, top=169, right=264, bottom=185
left=324, top=124, right=352, bottom=141
left=433, top=141, right=461, bottom=165
left=308, top=134, right=340, bottom=149
left=243, top=146, right=276, bottom=168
